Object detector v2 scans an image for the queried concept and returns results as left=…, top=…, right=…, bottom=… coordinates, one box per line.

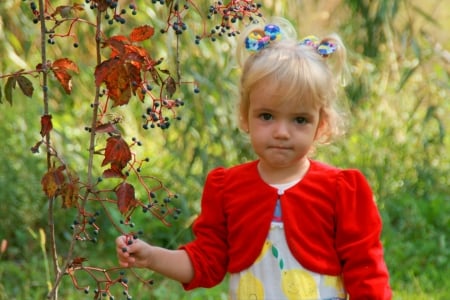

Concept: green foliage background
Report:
left=0, top=0, right=449, bottom=299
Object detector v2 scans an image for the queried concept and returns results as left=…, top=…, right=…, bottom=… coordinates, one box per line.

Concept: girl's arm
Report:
left=116, top=167, right=230, bottom=289
left=336, top=170, right=392, bottom=299
left=116, top=236, right=194, bottom=284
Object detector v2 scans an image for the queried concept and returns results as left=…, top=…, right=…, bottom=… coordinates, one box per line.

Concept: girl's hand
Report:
left=116, top=235, right=194, bottom=283
left=116, top=235, right=152, bottom=268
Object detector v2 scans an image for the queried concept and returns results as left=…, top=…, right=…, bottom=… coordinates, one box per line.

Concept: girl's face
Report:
left=243, top=79, right=322, bottom=183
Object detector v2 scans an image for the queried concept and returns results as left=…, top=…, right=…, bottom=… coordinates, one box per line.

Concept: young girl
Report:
left=116, top=18, right=392, bottom=299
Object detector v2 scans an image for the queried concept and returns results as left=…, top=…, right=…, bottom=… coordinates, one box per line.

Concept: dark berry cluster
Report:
left=28, top=1, right=40, bottom=24
left=85, top=0, right=119, bottom=9
left=28, top=0, right=140, bottom=48
left=85, top=0, right=138, bottom=24
left=47, top=34, right=56, bottom=45
left=159, top=1, right=191, bottom=35
left=70, top=211, right=101, bottom=243
left=142, top=98, right=184, bottom=130
left=129, top=3, right=138, bottom=15
left=199, top=0, right=263, bottom=42
left=171, top=20, right=188, bottom=35
left=46, top=32, right=79, bottom=48
left=144, top=191, right=182, bottom=220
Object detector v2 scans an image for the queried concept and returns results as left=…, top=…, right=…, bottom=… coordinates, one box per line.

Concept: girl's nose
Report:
left=273, top=121, right=289, bottom=139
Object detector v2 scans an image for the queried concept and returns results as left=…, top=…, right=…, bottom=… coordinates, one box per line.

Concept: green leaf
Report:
left=17, top=75, right=34, bottom=98
left=4, top=76, right=16, bottom=105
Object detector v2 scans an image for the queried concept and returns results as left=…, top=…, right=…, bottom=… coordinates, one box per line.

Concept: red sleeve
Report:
left=335, top=170, right=392, bottom=299
left=179, top=167, right=229, bottom=290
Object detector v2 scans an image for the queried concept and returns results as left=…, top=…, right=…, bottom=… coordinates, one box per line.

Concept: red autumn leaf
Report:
left=130, top=25, right=155, bottom=42
left=108, top=64, right=133, bottom=106
left=51, top=58, right=79, bottom=94
left=96, top=59, right=141, bottom=106
left=53, top=58, right=79, bottom=73
left=61, top=182, right=79, bottom=208
left=95, top=60, right=129, bottom=105
left=61, top=169, right=79, bottom=208
left=124, top=45, right=162, bottom=76
left=70, top=257, right=88, bottom=268
left=103, top=36, right=129, bottom=58
left=102, top=162, right=126, bottom=179
left=94, top=58, right=118, bottom=87
left=115, top=182, right=137, bottom=215
left=102, top=136, right=132, bottom=170
left=17, top=75, right=34, bottom=98
left=123, top=45, right=147, bottom=67
left=41, top=166, right=66, bottom=198
left=54, top=69, right=73, bottom=94
left=40, top=114, right=53, bottom=137
left=127, top=63, right=143, bottom=98
left=96, top=39, right=151, bottom=105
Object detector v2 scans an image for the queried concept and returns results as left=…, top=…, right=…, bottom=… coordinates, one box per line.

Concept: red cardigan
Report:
left=181, top=160, right=392, bottom=299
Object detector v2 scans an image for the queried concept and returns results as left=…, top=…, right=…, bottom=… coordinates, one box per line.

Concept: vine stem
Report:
left=36, top=0, right=60, bottom=299
left=47, top=7, right=104, bottom=300
left=87, top=0, right=103, bottom=192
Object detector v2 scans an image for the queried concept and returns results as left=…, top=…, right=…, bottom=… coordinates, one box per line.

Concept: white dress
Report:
left=229, top=182, right=347, bottom=300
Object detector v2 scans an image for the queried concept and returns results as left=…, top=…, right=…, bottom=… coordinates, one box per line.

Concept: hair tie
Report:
left=298, top=35, right=337, bottom=57
left=245, top=24, right=282, bottom=52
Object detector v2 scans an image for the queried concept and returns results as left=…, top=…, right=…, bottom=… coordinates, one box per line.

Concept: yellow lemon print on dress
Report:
left=324, top=275, right=346, bottom=298
left=237, top=272, right=265, bottom=299
left=281, top=269, right=318, bottom=300
left=254, top=240, right=271, bottom=263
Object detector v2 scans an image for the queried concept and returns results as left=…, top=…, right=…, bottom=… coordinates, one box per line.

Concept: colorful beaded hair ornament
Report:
left=245, top=24, right=337, bottom=57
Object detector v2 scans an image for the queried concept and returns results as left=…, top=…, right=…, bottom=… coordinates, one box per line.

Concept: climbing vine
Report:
left=0, top=0, right=263, bottom=299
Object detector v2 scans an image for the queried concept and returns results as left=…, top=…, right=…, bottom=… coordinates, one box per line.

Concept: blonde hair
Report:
left=237, top=18, right=349, bottom=144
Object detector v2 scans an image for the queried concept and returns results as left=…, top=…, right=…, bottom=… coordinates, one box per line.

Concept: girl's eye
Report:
left=259, top=113, right=272, bottom=121
left=295, top=117, right=307, bottom=124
